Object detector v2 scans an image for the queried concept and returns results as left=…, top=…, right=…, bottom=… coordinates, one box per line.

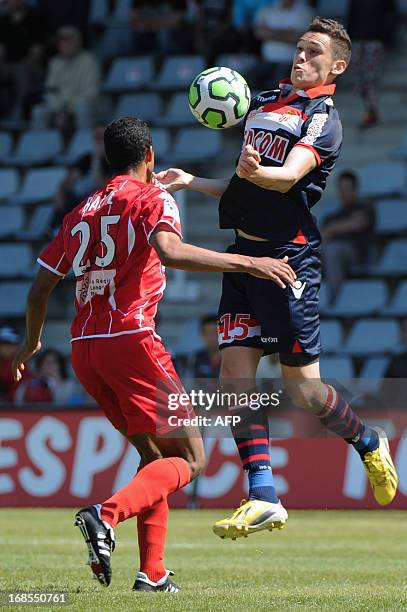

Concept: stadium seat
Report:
left=18, top=204, right=54, bottom=239
left=320, top=355, right=354, bottom=379
left=170, top=128, right=222, bottom=163
left=172, top=318, right=203, bottom=355
left=343, top=319, right=400, bottom=354
left=375, top=199, right=407, bottom=233
left=150, top=128, right=171, bottom=160
left=357, top=356, right=390, bottom=394
left=391, top=128, right=407, bottom=159
left=114, top=93, right=163, bottom=122
left=0, top=206, right=24, bottom=237
left=329, top=280, right=388, bottom=316
left=14, top=167, right=66, bottom=204
left=320, top=320, right=344, bottom=352
left=382, top=280, right=407, bottom=315
left=153, top=55, right=205, bottom=91
left=0, top=281, right=31, bottom=316
left=373, top=239, right=407, bottom=275
left=0, top=244, right=33, bottom=277
left=0, top=168, right=19, bottom=200
left=0, top=131, right=13, bottom=162
left=359, top=161, right=407, bottom=198
left=41, top=319, right=72, bottom=353
left=61, top=130, right=93, bottom=163
left=11, top=130, right=64, bottom=166
left=158, top=93, right=196, bottom=127
left=216, top=53, right=257, bottom=74
left=104, top=56, right=154, bottom=92
left=319, top=282, right=331, bottom=312
left=317, top=0, right=349, bottom=18
left=111, top=0, right=132, bottom=21
left=89, top=0, right=109, bottom=23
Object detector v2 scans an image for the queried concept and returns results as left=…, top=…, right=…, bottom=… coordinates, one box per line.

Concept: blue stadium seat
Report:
left=61, top=130, right=93, bottom=163
left=382, top=280, right=407, bottom=315
left=18, top=204, right=54, bottom=239
left=111, top=0, right=132, bottom=21
left=317, top=0, right=349, bottom=18
left=319, top=281, right=331, bottom=313
left=359, top=161, right=407, bottom=198
left=215, top=54, right=257, bottom=75
left=0, top=244, right=33, bottom=277
left=0, top=281, right=31, bottom=316
left=89, top=0, right=109, bottom=23
left=320, top=320, right=344, bottom=352
left=357, top=356, right=390, bottom=394
left=153, top=56, right=205, bottom=91
left=104, top=56, right=154, bottom=92
left=170, top=128, right=222, bottom=163
left=0, top=206, right=24, bottom=237
left=0, top=168, right=19, bottom=200
left=320, top=355, right=354, bottom=379
left=11, top=130, right=63, bottom=165
left=329, top=280, right=388, bottom=316
left=375, top=199, right=407, bottom=233
left=344, top=319, right=400, bottom=354
left=0, top=131, right=13, bottom=162
left=374, top=239, right=407, bottom=275
left=391, top=128, right=407, bottom=159
left=150, top=128, right=171, bottom=160
left=158, top=93, right=196, bottom=127
left=14, top=167, right=66, bottom=204
left=172, top=318, right=203, bottom=355
left=114, top=93, right=163, bottom=122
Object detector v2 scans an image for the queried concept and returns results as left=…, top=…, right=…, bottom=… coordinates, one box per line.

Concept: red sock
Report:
left=137, top=499, right=168, bottom=583
left=101, top=457, right=190, bottom=528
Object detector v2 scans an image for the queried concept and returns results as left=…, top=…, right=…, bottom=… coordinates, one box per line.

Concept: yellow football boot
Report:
left=213, top=499, right=288, bottom=540
left=362, top=426, right=398, bottom=505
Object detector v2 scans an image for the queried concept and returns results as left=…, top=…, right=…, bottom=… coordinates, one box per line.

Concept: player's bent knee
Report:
left=286, top=380, right=326, bottom=413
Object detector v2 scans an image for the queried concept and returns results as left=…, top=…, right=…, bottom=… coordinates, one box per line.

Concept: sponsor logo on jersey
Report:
left=290, top=280, right=306, bottom=299
left=243, top=128, right=290, bottom=163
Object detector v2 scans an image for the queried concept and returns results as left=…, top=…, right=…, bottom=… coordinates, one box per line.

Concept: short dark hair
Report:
left=104, top=117, right=152, bottom=174
left=338, top=170, right=358, bottom=187
left=307, top=17, right=351, bottom=64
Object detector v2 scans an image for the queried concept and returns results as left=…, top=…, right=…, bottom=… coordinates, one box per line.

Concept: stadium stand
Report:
left=0, top=0, right=406, bottom=399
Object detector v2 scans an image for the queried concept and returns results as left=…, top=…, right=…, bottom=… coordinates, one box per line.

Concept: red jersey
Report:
left=38, top=175, right=182, bottom=341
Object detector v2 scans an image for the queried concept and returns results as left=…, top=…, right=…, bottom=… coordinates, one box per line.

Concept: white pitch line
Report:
left=0, top=538, right=219, bottom=549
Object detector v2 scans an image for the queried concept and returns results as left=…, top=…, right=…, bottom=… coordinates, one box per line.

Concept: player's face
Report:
left=291, top=32, right=346, bottom=89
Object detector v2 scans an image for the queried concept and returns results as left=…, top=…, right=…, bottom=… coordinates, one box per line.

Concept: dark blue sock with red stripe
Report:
left=317, top=385, right=379, bottom=457
left=233, top=411, right=278, bottom=504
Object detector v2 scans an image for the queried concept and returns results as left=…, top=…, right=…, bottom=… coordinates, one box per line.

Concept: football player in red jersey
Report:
left=11, top=117, right=296, bottom=592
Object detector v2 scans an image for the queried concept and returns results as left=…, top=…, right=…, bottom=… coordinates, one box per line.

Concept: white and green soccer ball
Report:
left=188, top=67, right=251, bottom=129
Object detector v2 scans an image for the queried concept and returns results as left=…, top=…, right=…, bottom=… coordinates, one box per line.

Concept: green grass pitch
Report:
left=1, top=508, right=406, bottom=611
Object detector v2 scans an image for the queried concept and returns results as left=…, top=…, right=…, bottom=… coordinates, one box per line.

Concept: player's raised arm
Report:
left=236, top=144, right=317, bottom=193
left=12, top=267, right=61, bottom=382
left=150, top=228, right=296, bottom=288
left=154, top=168, right=231, bottom=198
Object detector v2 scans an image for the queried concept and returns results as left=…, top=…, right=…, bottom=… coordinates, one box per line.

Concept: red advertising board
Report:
left=1, top=409, right=406, bottom=508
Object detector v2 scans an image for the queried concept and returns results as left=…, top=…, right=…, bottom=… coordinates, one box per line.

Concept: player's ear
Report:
left=145, top=146, right=153, bottom=163
left=331, top=58, right=347, bottom=76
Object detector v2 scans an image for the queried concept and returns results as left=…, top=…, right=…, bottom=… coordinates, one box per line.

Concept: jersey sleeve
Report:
left=294, top=110, right=342, bottom=166
left=142, top=189, right=183, bottom=243
left=37, top=225, right=71, bottom=277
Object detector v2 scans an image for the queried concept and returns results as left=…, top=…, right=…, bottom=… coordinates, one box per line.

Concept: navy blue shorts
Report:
left=218, top=237, right=322, bottom=366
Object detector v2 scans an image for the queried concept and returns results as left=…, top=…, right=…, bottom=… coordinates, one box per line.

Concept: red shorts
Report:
left=71, top=330, right=190, bottom=436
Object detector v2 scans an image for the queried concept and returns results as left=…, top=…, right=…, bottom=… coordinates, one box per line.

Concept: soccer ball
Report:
left=188, top=67, right=251, bottom=130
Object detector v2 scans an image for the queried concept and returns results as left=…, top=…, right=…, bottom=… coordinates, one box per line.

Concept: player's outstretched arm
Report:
left=236, top=145, right=317, bottom=193
left=150, top=229, right=296, bottom=288
left=154, top=168, right=230, bottom=198
left=12, top=267, right=61, bottom=382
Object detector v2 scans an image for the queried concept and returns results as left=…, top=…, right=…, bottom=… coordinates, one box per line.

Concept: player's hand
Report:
left=236, top=145, right=261, bottom=179
left=11, top=340, right=41, bottom=382
left=153, top=168, right=193, bottom=193
left=249, top=256, right=296, bottom=288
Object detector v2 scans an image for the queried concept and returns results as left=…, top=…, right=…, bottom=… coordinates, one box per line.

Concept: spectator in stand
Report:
left=130, top=0, right=195, bottom=56
left=51, top=123, right=110, bottom=231
left=0, top=0, right=46, bottom=120
left=232, top=0, right=272, bottom=53
left=347, top=0, right=398, bottom=128
left=380, top=319, right=407, bottom=408
left=15, top=348, right=83, bottom=405
left=174, top=314, right=221, bottom=379
left=31, top=25, right=100, bottom=132
left=194, top=1, right=238, bottom=64
left=251, top=0, right=312, bottom=88
left=0, top=325, right=28, bottom=402
left=321, top=171, right=375, bottom=299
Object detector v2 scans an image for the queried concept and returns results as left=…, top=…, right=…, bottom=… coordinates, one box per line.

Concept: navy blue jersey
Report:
left=219, top=79, right=342, bottom=247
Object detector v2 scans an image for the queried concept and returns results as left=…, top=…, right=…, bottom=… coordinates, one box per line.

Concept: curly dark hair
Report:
left=307, top=17, right=351, bottom=63
left=104, top=116, right=152, bottom=174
